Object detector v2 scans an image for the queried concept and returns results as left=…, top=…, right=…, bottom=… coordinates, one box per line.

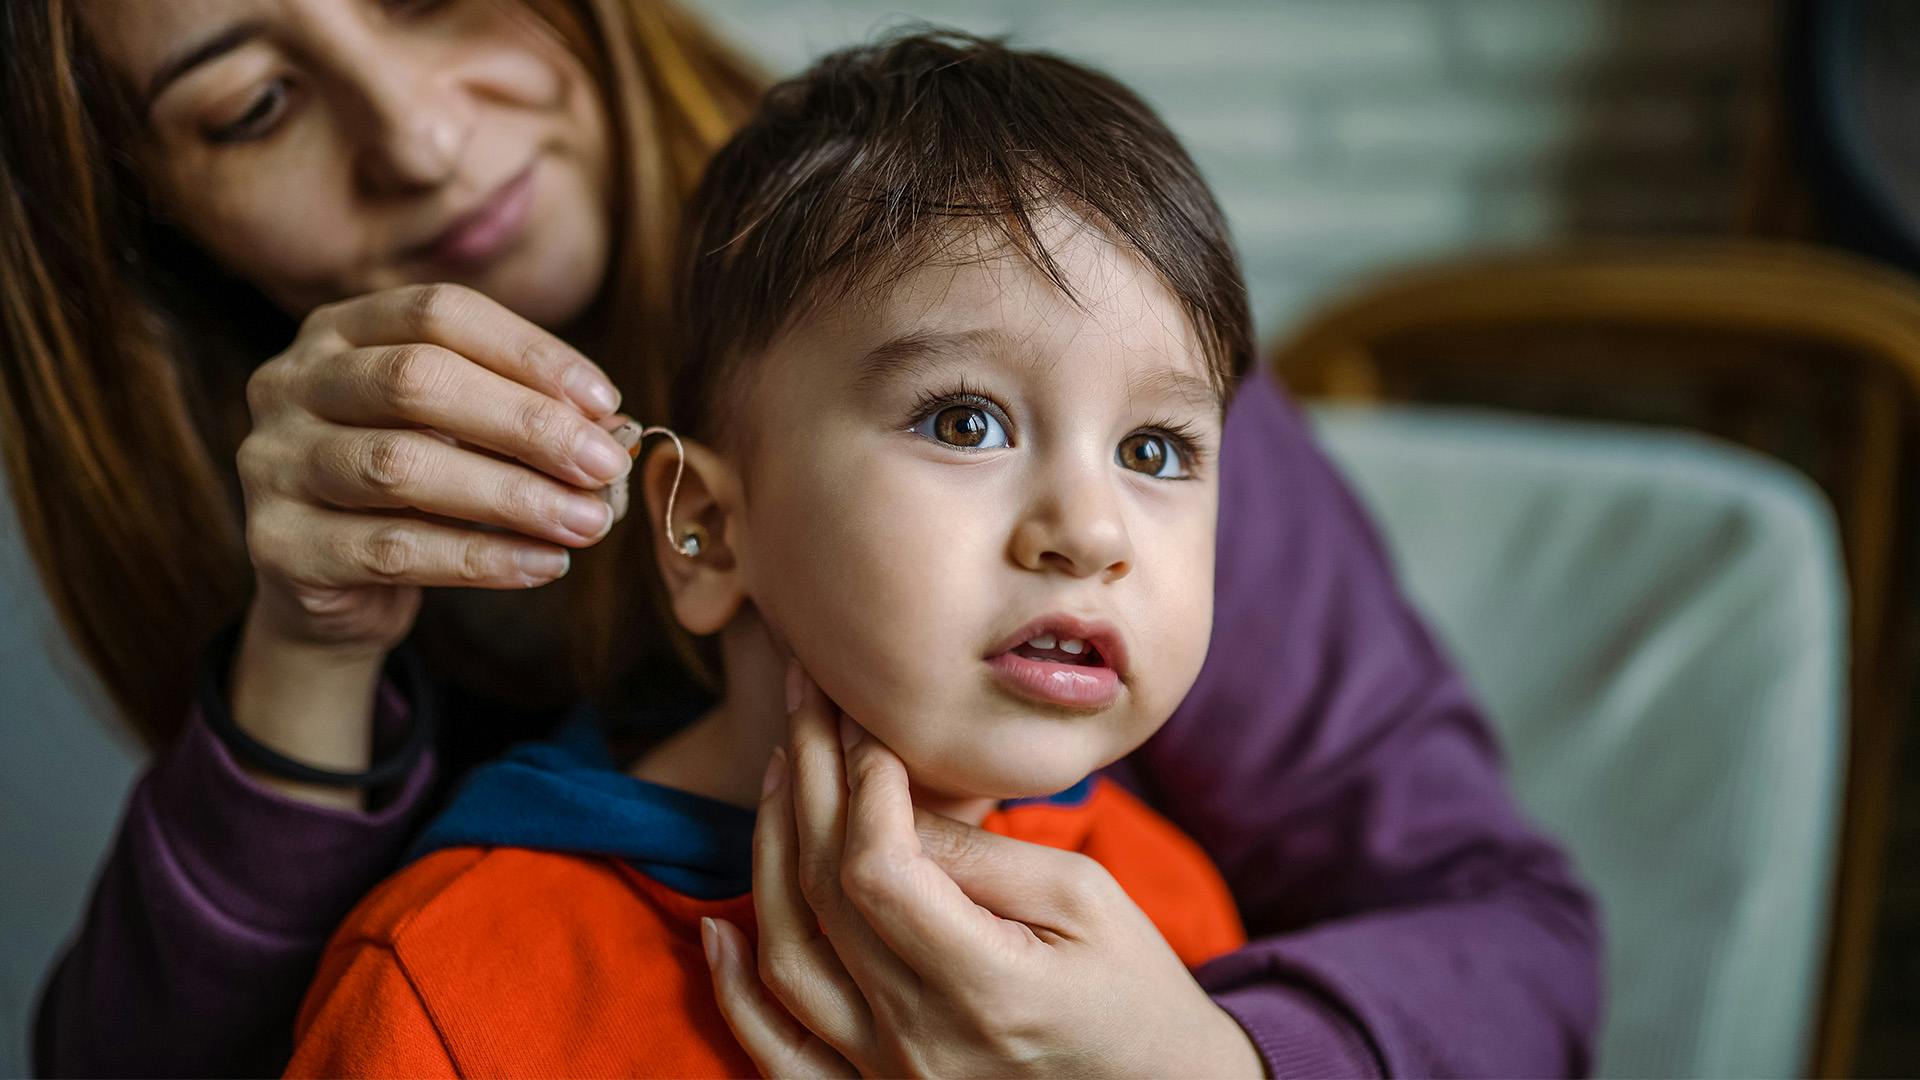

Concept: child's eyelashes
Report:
left=902, top=388, right=1209, bottom=481
left=907, top=390, right=1013, bottom=450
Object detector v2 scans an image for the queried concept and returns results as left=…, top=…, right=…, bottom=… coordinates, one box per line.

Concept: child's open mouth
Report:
left=1010, top=633, right=1107, bottom=667
left=986, top=616, right=1126, bottom=711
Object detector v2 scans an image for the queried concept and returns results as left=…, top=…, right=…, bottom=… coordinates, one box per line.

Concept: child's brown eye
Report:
left=1118, top=432, right=1188, bottom=478
left=937, top=407, right=990, bottom=446
left=911, top=403, right=1010, bottom=450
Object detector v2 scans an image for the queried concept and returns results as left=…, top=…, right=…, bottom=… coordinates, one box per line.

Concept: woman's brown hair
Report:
left=0, top=0, right=765, bottom=749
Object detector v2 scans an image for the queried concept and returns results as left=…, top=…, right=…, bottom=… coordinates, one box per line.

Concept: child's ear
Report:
left=639, top=436, right=746, bottom=636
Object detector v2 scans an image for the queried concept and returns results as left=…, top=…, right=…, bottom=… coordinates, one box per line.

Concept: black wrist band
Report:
left=198, top=620, right=436, bottom=788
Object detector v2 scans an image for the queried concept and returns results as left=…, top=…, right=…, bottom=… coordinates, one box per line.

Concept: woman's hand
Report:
left=228, top=283, right=633, bottom=804
left=238, top=282, right=633, bottom=652
left=701, top=667, right=1266, bottom=1078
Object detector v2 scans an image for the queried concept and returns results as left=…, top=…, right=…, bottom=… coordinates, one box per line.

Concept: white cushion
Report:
left=1311, top=403, right=1848, bottom=1079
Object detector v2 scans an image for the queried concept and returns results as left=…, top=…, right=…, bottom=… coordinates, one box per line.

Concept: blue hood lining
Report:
left=411, top=708, right=1094, bottom=900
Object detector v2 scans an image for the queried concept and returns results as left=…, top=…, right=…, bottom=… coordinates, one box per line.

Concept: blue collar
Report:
left=411, top=708, right=1093, bottom=899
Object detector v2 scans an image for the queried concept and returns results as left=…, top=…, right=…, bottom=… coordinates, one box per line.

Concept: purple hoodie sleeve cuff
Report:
left=146, top=680, right=437, bottom=937
left=1210, top=979, right=1384, bottom=1080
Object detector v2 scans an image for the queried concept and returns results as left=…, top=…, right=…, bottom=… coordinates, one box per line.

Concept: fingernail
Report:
left=784, top=660, right=804, bottom=714
left=575, top=431, right=629, bottom=484
left=564, top=367, right=621, bottom=417
left=515, top=547, right=569, bottom=581
left=760, top=747, right=787, bottom=798
left=560, top=496, right=613, bottom=540
left=838, top=713, right=859, bottom=752
left=700, top=917, right=719, bottom=968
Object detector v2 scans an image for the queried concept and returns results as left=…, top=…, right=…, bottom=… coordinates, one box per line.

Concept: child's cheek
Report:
left=742, top=442, right=967, bottom=718
left=1135, top=509, right=1219, bottom=717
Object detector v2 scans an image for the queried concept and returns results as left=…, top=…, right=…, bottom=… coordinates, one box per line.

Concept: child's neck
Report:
left=627, top=612, right=997, bottom=827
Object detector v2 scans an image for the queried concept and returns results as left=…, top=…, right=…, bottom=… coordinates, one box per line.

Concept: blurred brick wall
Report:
left=695, top=0, right=1777, bottom=342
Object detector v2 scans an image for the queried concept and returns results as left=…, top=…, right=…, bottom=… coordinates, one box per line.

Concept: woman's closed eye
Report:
left=381, top=0, right=456, bottom=15
left=205, top=78, right=291, bottom=144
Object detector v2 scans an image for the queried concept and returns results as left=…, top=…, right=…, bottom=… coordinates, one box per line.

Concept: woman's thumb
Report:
left=912, top=809, right=1108, bottom=930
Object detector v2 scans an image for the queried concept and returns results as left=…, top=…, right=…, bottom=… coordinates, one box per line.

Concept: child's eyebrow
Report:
left=854, top=326, right=1223, bottom=411
left=852, top=328, right=1007, bottom=392
left=1127, top=367, right=1224, bottom=414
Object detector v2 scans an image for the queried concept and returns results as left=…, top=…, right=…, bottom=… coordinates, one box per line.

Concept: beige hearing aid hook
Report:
left=631, top=425, right=703, bottom=558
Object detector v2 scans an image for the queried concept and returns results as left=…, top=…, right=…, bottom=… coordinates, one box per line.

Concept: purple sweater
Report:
left=33, top=373, right=1600, bottom=1078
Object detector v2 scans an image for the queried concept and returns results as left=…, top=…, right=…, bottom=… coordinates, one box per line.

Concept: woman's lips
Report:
left=421, top=162, right=537, bottom=269
left=986, top=651, right=1122, bottom=711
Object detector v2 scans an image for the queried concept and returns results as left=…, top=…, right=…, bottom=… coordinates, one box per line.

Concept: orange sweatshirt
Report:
left=287, top=716, right=1245, bottom=1078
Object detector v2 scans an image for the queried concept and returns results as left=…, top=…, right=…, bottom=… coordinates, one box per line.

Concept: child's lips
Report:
left=986, top=651, right=1122, bottom=711
left=986, top=614, right=1129, bottom=679
left=983, top=613, right=1129, bottom=711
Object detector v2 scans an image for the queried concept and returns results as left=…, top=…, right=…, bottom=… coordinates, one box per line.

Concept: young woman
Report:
left=3, top=1, right=1600, bottom=1076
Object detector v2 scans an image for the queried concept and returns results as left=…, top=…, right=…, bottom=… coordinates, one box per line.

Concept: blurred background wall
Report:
left=696, top=0, right=1774, bottom=340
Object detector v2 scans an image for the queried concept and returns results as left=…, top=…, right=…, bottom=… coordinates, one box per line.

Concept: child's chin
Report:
left=910, top=751, right=1104, bottom=804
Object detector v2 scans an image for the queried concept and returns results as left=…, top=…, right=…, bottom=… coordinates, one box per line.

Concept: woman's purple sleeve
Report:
left=32, top=686, right=437, bottom=1078
left=1139, top=373, right=1603, bottom=1078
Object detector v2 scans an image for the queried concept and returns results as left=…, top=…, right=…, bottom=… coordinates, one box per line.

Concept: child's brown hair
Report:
left=669, top=28, right=1255, bottom=445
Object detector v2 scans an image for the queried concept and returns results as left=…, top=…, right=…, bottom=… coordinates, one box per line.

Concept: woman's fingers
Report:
left=318, top=283, right=622, bottom=419
left=782, top=677, right=924, bottom=1003
left=835, top=721, right=1026, bottom=981
left=785, top=672, right=849, bottom=892
left=910, top=807, right=1117, bottom=933
left=302, top=423, right=613, bottom=548
left=312, top=343, right=631, bottom=491
left=246, top=502, right=571, bottom=590
left=750, top=744, right=873, bottom=1054
left=703, top=918, right=857, bottom=1080
left=232, top=283, right=624, bottom=653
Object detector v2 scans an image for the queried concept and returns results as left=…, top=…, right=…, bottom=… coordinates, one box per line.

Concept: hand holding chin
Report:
left=700, top=661, right=1263, bottom=1078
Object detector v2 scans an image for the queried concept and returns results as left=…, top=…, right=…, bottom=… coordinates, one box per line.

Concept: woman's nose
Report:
left=1008, top=458, right=1135, bottom=583
left=350, top=57, right=472, bottom=193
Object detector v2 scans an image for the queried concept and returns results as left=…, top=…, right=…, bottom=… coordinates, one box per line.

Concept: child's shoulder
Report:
left=296, top=846, right=725, bottom=1076
left=326, top=846, right=648, bottom=954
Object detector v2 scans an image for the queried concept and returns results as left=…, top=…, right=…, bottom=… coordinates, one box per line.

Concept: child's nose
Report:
left=1007, top=463, right=1134, bottom=582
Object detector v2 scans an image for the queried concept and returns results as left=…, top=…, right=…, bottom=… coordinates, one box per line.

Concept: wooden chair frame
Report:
left=1272, top=239, right=1920, bottom=1078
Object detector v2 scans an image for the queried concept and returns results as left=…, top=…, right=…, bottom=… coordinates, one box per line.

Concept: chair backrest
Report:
left=1272, top=238, right=1920, bottom=1077
left=1310, top=403, right=1846, bottom=1079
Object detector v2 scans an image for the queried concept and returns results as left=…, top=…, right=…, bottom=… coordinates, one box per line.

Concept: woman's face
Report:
left=79, top=0, right=613, bottom=327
